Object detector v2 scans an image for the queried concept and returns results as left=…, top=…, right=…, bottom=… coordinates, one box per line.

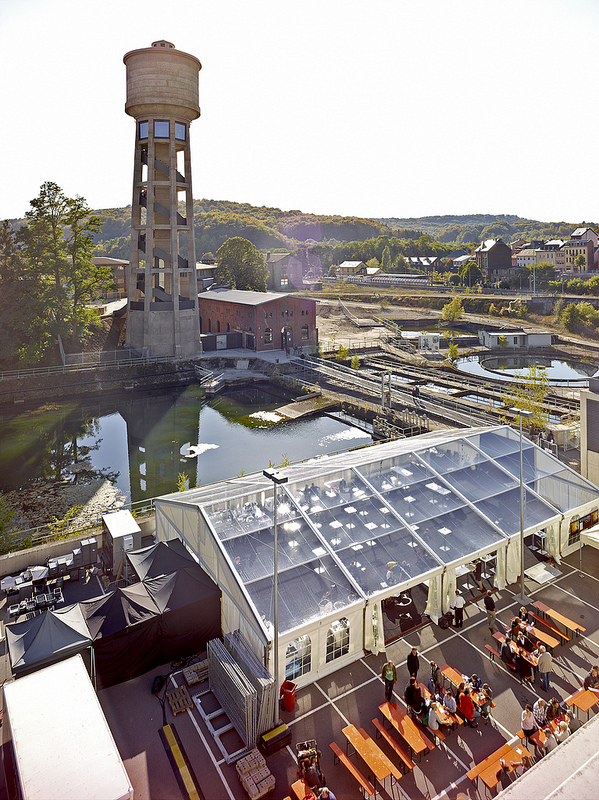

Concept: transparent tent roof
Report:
left=164, top=426, right=598, bottom=636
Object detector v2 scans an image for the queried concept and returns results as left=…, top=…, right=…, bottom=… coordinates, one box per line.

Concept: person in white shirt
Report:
left=543, top=727, right=558, bottom=753
left=555, top=720, right=571, bottom=743
left=451, top=590, right=465, bottom=628
left=427, top=702, right=441, bottom=730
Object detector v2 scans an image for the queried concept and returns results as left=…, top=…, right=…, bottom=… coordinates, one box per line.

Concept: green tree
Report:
left=215, top=237, right=268, bottom=291
left=441, top=296, right=464, bottom=321
left=15, top=182, right=114, bottom=361
left=381, top=245, right=392, bottom=272
left=502, top=365, right=549, bottom=432
left=350, top=354, right=360, bottom=369
left=458, top=259, right=482, bottom=287
left=447, top=342, right=459, bottom=362
left=575, top=254, right=586, bottom=271
left=336, top=344, right=349, bottom=361
left=64, top=196, right=112, bottom=341
left=561, top=303, right=578, bottom=331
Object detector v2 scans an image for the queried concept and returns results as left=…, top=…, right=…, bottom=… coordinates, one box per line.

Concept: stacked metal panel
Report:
left=207, top=638, right=257, bottom=747
left=224, top=630, right=276, bottom=737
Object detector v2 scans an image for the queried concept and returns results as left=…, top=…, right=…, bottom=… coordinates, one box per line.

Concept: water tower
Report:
left=123, top=40, right=201, bottom=357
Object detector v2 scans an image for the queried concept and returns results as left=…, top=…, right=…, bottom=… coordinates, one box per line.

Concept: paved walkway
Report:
left=77, top=547, right=599, bottom=800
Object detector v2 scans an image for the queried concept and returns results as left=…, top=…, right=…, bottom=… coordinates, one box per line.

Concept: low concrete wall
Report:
left=0, top=531, right=105, bottom=579
left=0, top=513, right=156, bottom=579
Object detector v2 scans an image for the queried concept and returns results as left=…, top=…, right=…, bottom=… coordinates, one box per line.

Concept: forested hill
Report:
left=93, top=200, right=392, bottom=259
left=81, top=202, right=590, bottom=259
left=376, top=214, right=591, bottom=244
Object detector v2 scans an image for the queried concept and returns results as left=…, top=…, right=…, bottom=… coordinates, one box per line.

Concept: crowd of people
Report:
left=375, top=599, right=594, bottom=783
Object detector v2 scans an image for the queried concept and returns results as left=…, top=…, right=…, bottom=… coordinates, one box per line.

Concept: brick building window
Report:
left=264, top=327, right=273, bottom=343
left=301, top=325, right=309, bottom=340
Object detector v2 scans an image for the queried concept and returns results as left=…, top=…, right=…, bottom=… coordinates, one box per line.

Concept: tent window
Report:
left=569, top=508, right=598, bottom=546
left=325, top=617, right=349, bottom=663
left=286, top=635, right=311, bottom=679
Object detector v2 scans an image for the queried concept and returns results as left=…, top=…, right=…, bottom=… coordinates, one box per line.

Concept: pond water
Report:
left=457, top=355, right=597, bottom=386
left=0, top=384, right=372, bottom=503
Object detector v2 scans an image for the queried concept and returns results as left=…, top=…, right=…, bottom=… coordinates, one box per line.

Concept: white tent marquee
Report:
left=154, top=425, right=599, bottom=688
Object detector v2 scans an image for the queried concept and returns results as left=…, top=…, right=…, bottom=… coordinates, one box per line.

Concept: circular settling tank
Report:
left=456, top=354, right=597, bottom=386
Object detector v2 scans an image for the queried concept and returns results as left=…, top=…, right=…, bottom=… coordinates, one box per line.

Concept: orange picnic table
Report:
left=342, top=724, right=402, bottom=790
left=533, top=600, right=586, bottom=637
left=439, top=664, right=463, bottom=689
left=511, top=618, right=560, bottom=650
left=478, top=743, right=531, bottom=789
left=565, top=688, right=599, bottom=720
left=467, top=741, right=531, bottom=789
left=493, top=631, right=538, bottom=668
left=378, top=701, right=435, bottom=759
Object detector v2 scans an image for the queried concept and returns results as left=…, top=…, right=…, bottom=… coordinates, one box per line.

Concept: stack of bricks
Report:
left=236, top=749, right=276, bottom=799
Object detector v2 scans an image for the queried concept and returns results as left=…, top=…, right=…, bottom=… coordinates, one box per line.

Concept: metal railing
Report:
left=5, top=497, right=157, bottom=552
left=0, top=353, right=187, bottom=382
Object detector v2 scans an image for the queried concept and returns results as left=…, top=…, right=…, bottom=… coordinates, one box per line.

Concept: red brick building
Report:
left=198, top=288, right=317, bottom=352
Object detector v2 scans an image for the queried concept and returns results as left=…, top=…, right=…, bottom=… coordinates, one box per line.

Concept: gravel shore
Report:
left=3, top=478, right=127, bottom=533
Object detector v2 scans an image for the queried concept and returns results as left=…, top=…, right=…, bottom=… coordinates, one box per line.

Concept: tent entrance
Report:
left=580, top=522, right=599, bottom=550
left=382, top=584, right=429, bottom=645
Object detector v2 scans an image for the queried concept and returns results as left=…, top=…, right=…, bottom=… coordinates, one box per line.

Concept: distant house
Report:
left=336, top=260, right=368, bottom=277
left=478, top=328, right=552, bottom=349
left=515, top=249, right=537, bottom=269
left=571, top=227, right=598, bottom=246
left=563, top=239, right=595, bottom=272
left=534, top=241, right=565, bottom=270
left=474, top=239, right=513, bottom=281
left=405, top=256, right=439, bottom=271
left=452, top=254, right=475, bottom=273
left=198, top=287, right=317, bottom=352
left=196, top=262, right=217, bottom=291
left=92, top=256, right=128, bottom=299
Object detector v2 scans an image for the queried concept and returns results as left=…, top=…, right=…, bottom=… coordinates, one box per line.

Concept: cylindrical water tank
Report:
left=123, top=40, right=201, bottom=121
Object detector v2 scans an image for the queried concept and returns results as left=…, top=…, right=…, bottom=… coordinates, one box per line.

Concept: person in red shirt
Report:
left=458, top=687, right=480, bottom=727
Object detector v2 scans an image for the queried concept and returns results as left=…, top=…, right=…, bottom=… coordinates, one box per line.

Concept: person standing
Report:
left=484, top=590, right=496, bottom=632
left=407, top=647, right=420, bottom=679
left=451, top=590, right=465, bottom=628
left=537, top=646, right=553, bottom=692
left=533, top=698, right=547, bottom=728
left=521, top=704, right=537, bottom=745
left=381, top=659, right=397, bottom=702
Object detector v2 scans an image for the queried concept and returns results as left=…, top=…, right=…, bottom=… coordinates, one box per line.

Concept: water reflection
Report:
left=0, top=384, right=371, bottom=503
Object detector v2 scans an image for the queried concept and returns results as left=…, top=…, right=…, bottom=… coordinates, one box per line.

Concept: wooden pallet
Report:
left=166, top=686, right=193, bottom=716
left=184, top=660, right=209, bottom=686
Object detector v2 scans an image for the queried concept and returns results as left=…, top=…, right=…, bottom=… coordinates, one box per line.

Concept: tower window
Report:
left=139, top=121, right=148, bottom=139
left=175, top=122, right=186, bottom=140
left=154, top=120, right=169, bottom=137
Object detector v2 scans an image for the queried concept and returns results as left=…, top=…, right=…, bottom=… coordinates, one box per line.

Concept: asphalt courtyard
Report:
left=62, top=544, right=598, bottom=800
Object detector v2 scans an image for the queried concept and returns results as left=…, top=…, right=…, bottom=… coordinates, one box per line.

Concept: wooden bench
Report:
left=485, top=643, right=517, bottom=672
left=529, top=611, right=571, bottom=643
left=371, top=718, right=414, bottom=773
left=329, top=742, right=376, bottom=798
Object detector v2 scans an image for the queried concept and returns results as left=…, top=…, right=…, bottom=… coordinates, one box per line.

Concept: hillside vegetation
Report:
left=21, top=202, right=591, bottom=260
left=92, top=200, right=392, bottom=259
left=376, top=213, right=592, bottom=245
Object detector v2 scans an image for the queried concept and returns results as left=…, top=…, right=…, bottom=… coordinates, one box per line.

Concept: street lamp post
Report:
left=511, top=407, right=533, bottom=603
left=263, top=468, right=289, bottom=726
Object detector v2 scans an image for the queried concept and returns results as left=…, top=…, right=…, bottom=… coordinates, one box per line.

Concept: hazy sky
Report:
left=2, top=0, right=598, bottom=224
